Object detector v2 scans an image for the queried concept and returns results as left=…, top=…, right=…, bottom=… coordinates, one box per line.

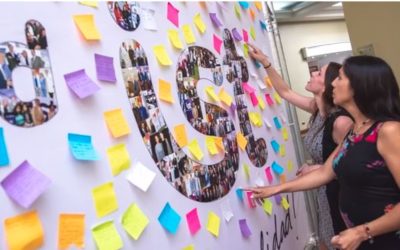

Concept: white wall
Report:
left=277, top=21, right=350, bottom=130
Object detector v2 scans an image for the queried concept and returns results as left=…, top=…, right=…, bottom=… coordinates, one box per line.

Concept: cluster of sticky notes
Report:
left=103, top=108, right=131, bottom=138
left=92, top=220, right=123, bottom=250
left=158, top=202, right=181, bottom=234
left=0, top=127, right=9, bottom=166
left=158, top=79, right=174, bottom=103
left=188, top=139, right=204, bottom=160
left=94, top=53, right=116, bottom=83
left=4, top=210, right=44, bottom=250
left=126, top=162, right=156, bottom=192
left=236, top=132, right=248, bottom=151
left=107, top=144, right=131, bottom=176
left=239, top=219, right=252, bottom=238
left=92, top=182, right=119, bottom=218
left=73, top=14, right=101, bottom=40
left=122, top=203, right=149, bottom=240
left=64, top=69, right=100, bottom=99
left=1, top=160, right=51, bottom=208
left=186, top=208, right=201, bottom=235
left=206, top=211, right=220, bottom=237
left=68, top=133, right=99, bottom=161
left=58, top=214, right=85, bottom=249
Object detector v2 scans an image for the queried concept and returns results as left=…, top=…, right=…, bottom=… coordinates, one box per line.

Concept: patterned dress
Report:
left=333, top=122, right=400, bottom=249
left=303, top=113, right=335, bottom=250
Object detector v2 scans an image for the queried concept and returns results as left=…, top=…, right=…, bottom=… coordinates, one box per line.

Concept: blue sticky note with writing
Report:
left=270, top=140, right=280, bottom=153
left=0, top=128, right=9, bottom=166
left=158, top=202, right=181, bottom=234
left=271, top=161, right=284, bottom=175
left=68, top=133, right=99, bottom=161
left=239, top=1, right=250, bottom=9
left=260, top=20, right=267, bottom=31
left=236, top=188, right=244, bottom=202
left=273, top=117, right=282, bottom=130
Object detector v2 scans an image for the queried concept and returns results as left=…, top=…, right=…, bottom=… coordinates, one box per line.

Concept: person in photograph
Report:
left=47, top=101, right=56, bottom=120
left=139, top=121, right=150, bottom=138
left=113, top=2, right=123, bottom=25
left=5, top=43, right=20, bottom=71
left=30, top=49, right=44, bottom=69
left=31, top=98, right=44, bottom=125
left=39, top=72, right=47, bottom=98
left=154, top=134, right=166, bottom=162
left=38, top=29, right=47, bottom=49
left=160, top=132, right=172, bottom=156
left=19, top=50, right=30, bottom=66
left=0, top=53, right=12, bottom=89
left=21, top=103, right=33, bottom=126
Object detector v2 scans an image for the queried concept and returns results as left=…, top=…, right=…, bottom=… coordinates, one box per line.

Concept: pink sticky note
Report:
left=64, top=69, right=100, bottom=99
left=265, top=93, right=274, bottom=106
left=249, top=92, right=258, bottom=106
left=167, top=2, right=179, bottom=27
left=186, top=208, right=201, bottom=235
left=242, top=82, right=255, bottom=94
left=243, top=29, right=249, bottom=43
left=265, top=166, right=273, bottom=184
left=246, top=191, right=256, bottom=208
left=213, top=34, right=223, bottom=54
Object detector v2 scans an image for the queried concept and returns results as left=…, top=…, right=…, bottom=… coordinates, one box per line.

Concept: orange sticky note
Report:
left=159, top=79, right=174, bottom=103
left=73, top=14, right=101, bottom=40
left=249, top=8, right=255, bottom=21
left=4, top=210, right=44, bottom=250
left=255, top=1, right=263, bottom=11
left=236, top=132, right=248, bottom=150
left=58, top=214, right=85, bottom=250
left=280, top=174, right=286, bottom=183
left=104, top=108, right=131, bottom=138
left=214, top=137, right=224, bottom=152
left=174, top=124, right=188, bottom=147
left=264, top=76, right=272, bottom=88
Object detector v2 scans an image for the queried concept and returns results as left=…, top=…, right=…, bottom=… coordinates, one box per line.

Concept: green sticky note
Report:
left=92, top=220, right=123, bottom=250
left=262, top=199, right=273, bottom=215
left=121, top=203, right=149, bottom=240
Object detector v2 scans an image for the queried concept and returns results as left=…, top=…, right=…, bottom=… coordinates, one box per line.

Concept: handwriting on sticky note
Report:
left=94, top=53, right=116, bottom=83
left=122, top=203, right=149, bottom=240
left=64, top=69, right=100, bottom=99
left=92, top=220, right=123, bottom=250
left=58, top=214, right=85, bottom=250
left=103, top=108, right=131, bottom=138
left=68, top=133, right=99, bottom=161
left=73, top=14, right=101, bottom=40
left=92, top=182, right=119, bottom=218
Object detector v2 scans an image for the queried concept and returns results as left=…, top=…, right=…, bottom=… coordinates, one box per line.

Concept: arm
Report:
left=332, top=115, right=353, bottom=144
left=248, top=43, right=317, bottom=114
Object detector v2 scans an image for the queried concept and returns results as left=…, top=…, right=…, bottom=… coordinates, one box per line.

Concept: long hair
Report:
left=343, top=55, right=400, bottom=121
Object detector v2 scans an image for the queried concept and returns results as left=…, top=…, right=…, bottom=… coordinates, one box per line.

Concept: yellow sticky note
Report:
left=58, top=214, right=85, bottom=250
left=92, top=220, right=123, bottom=250
left=206, top=136, right=219, bottom=155
left=159, top=79, right=174, bottom=103
left=153, top=45, right=172, bottom=66
left=282, top=127, right=289, bottom=141
left=236, top=132, right=248, bottom=151
left=188, top=139, right=204, bottom=160
left=264, top=76, right=272, bottom=88
left=205, top=86, right=220, bottom=102
left=174, top=124, right=188, bottom=147
left=287, top=160, right=294, bottom=172
left=243, top=43, right=249, bottom=58
left=183, top=244, right=195, bottom=250
left=168, top=29, right=183, bottom=49
left=4, top=211, right=44, bottom=250
left=249, top=112, right=263, bottom=127
left=243, top=163, right=250, bottom=180
left=281, top=197, right=290, bottom=211
left=193, top=13, right=206, bottom=33
left=182, top=24, right=196, bottom=44
left=258, top=95, right=265, bottom=110
left=262, top=199, right=273, bottom=215
left=255, top=1, right=263, bottom=11
left=234, top=4, right=241, bottom=19
left=280, top=174, right=286, bottom=183
left=121, top=203, right=149, bottom=240
left=215, top=137, right=224, bottom=152
left=279, top=144, right=286, bottom=157
left=249, top=8, right=255, bottom=21
left=250, top=26, right=256, bottom=40
left=92, top=182, right=119, bottom=218
left=73, top=14, right=101, bottom=40
left=107, top=144, right=131, bottom=176
left=104, top=108, right=131, bottom=138
left=79, top=1, right=98, bottom=7
left=219, top=88, right=232, bottom=106
left=207, top=211, right=220, bottom=237
left=273, top=92, right=282, bottom=104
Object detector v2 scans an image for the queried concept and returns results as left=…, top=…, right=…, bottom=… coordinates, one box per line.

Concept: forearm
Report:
left=263, top=66, right=291, bottom=98
left=366, top=203, right=400, bottom=238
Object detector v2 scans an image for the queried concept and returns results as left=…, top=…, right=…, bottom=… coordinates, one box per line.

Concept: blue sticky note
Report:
left=236, top=188, right=244, bottom=201
left=260, top=20, right=267, bottom=31
left=239, top=1, right=250, bottom=9
left=68, top=133, right=99, bottom=161
left=273, top=117, right=282, bottom=130
left=270, top=140, right=280, bottom=153
left=271, top=161, right=284, bottom=175
left=274, top=194, right=282, bottom=205
left=254, top=60, right=262, bottom=68
left=158, top=202, right=181, bottom=234
left=0, top=128, right=9, bottom=166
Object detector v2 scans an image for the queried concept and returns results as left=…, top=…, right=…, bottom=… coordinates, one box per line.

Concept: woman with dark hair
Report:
left=249, top=44, right=353, bottom=250
left=247, top=55, right=400, bottom=250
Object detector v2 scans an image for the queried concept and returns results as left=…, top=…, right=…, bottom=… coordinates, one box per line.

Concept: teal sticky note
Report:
left=68, top=133, right=99, bottom=160
left=238, top=1, right=249, bottom=9
left=158, top=202, right=181, bottom=234
left=270, top=140, right=280, bottom=153
left=273, top=117, right=282, bottom=130
left=0, top=128, right=9, bottom=167
left=271, top=161, right=284, bottom=175
left=260, top=20, right=267, bottom=31
left=236, top=188, right=244, bottom=201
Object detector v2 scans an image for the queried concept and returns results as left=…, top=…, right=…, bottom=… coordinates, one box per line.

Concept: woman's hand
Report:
left=244, top=185, right=282, bottom=206
left=331, top=226, right=367, bottom=250
left=296, top=164, right=321, bottom=177
left=247, top=43, right=270, bottom=67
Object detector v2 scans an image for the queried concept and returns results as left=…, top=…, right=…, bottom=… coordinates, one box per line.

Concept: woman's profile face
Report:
left=332, top=68, right=353, bottom=106
left=305, top=65, right=327, bottom=94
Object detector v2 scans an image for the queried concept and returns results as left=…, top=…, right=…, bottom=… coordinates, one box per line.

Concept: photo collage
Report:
left=107, top=1, right=141, bottom=31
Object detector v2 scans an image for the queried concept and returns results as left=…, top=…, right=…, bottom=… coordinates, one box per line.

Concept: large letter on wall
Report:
left=0, top=20, right=58, bottom=127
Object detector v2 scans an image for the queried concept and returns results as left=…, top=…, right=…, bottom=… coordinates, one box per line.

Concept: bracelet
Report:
left=364, top=224, right=374, bottom=244
left=263, top=62, right=272, bottom=69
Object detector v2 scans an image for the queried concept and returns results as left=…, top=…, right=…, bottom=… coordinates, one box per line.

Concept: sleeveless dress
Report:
left=333, top=122, right=400, bottom=250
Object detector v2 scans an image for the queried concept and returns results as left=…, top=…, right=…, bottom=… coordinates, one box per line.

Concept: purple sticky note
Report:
left=213, top=34, right=223, bottom=54
left=232, top=28, right=242, bottom=41
left=1, top=160, right=51, bottom=208
left=230, top=103, right=237, bottom=117
left=246, top=191, right=256, bottom=208
left=242, top=82, right=255, bottom=94
left=209, top=13, right=222, bottom=27
left=239, top=219, right=252, bottom=238
left=64, top=69, right=100, bottom=99
left=243, top=29, right=249, bottom=43
left=95, top=53, right=116, bottom=83
left=186, top=208, right=201, bottom=235
left=167, top=2, right=179, bottom=27
left=249, top=92, right=258, bottom=106
left=274, top=194, right=282, bottom=205
left=265, top=167, right=273, bottom=184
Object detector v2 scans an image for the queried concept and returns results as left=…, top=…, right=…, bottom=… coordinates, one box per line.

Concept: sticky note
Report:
left=234, top=4, right=241, bottom=18
left=183, top=244, right=195, bottom=250
left=255, top=1, right=263, bottom=11
left=273, top=116, right=282, bottom=130
left=265, top=76, right=273, bottom=88
left=79, top=1, right=98, bottom=8
left=92, top=182, right=118, bottom=218
left=159, top=79, right=174, bottom=103
left=265, top=166, right=273, bottom=184
left=167, top=2, right=179, bottom=27
left=279, top=144, right=286, bottom=157
left=258, top=95, right=265, bottom=110
left=103, top=108, right=131, bottom=138
left=281, top=197, right=290, bottom=210
left=214, top=137, right=224, bottom=152
left=236, top=132, right=248, bottom=151
left=287, top=160, right=294, bottom=172
left=126, top=162, right=156, bottom=192
left=239, top=1, right=250, bottom=9
left=279, top=114, right=287, bottom=125
left=182, top=24, right=196, bottom=44
left=153, top=45, right=172, bottom=66
left=262, top=199, right=273, bottom=215
left=121, top=203, right=149, bottom=240
left=239, top=219, right=252, bottom=238
left=213, top=34, right=223, bottom=54
left=205, top=86, right=220, bottom=101
left=260, top=20, right=267, bottom=30
left=193, top=13, right=206, bottom=33
left=242, top=82, right=255, bottom=94
left=265, top=93, right=274, bottom=105
left=64, top=69, right=100, bottom=99
left=92, top=220, right=123, bottom=250
left=246, top=191, right=256, bottom=208
left=249, top=112, right=262, bottom=127
left=168, top=29, right=183, bottom=49
left=232, top=28, right=242, bottom=41
left=58, top=214, right=85, bottom=250
left=243, top=43, right=249, bottom=58
left=206, top=136, right=218, bottom=155
left=273, top=92, right=282, bottom=104
left=274, top=194, right=282, bottom=205
left=270, top=140, right=280, bottom=153
left=256, top=78, right=266, bottom=90
left=206, top=211, right=220, bottom=237
left=219, top=88, right=233, bottom=106
left=236, top=188, right=244, bottom=201
left=249, top=92, right=259, bottom=106
left=158, top=202, right=181, bottom=234
left=221, top=200, right=234, bottom=222
left=280, top=174, right=286, bottom=183
left=73, top=14, right=101, bottom=40
left=282, top=127, right=289, bottom=141
left=0, top=127, right=9, bottom=166
left=249, top=8, right=255, bottom=21
left=107, top=144, right=131, bottom=176
left=4, top=211, right=44, bottom=250
left=243, top=29, right=249, bottom=43
left=68, top=133, right=99, bottom=161
left=188, top=139, right=204, bottom=160
left=174, top=124, right=188, bottom=147
left=142, top=8, right=158, bottom=31
left=94, top=53, right=116, bottom=83
left=271, top=161, right=284, bottom=175
left=209, top=13, right=222, bottom=27
left=186, top=208, right=201, bottom=235
left=264, top=118, right=272, bottom=129
left=250, top=26, right=256, bottom=40
left=1, top=160, right=51, bottom=208
left=243, top=163, right=250, bottom=180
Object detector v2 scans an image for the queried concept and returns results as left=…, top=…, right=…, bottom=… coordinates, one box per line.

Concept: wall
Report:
left=343, top=2, right=400, bottom=81
left=277, top=21, right=350, bottom=130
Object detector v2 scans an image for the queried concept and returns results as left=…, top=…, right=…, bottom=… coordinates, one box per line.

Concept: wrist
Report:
left=354, top=224, right=374, bottom=244
left=261, top=59, right=271, bottom=68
